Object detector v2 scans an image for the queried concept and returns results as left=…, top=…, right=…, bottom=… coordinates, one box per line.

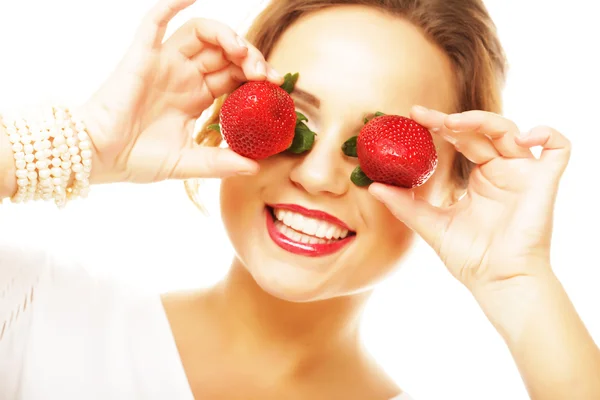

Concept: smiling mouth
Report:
left=265, top=206, right=356, bottom=257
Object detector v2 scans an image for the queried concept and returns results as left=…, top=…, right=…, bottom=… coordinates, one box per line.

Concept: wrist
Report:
left=470, top=266, right=558, bottom=343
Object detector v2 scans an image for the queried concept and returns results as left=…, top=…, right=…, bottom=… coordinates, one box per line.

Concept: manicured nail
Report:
left=236, top=36, right=248, bottom=49
left=268, top=67, right=282, bottom=80
left=413, top=105, right=428, bottom=113
left=255, top=61, right=267, bottom=77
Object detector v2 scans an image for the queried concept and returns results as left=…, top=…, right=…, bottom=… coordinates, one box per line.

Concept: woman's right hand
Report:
left=80, top=0, right=281, bottom=184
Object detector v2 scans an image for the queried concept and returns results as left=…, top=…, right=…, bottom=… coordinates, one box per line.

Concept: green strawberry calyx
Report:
left=363, top=111, right=386, bottom=125
left=350, top=166, right=373, bottom=187
left=288, top=111, right=316, bottom=154
left=207, top=123, right=221, bottom=134
left=341, top=136, right=358, bottom=157
left=281, top=73, right=316, bottom=154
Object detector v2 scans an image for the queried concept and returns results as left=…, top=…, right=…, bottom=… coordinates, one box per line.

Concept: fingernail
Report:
left=268, top=67, right=282, bottom=80
left=236, top=35, right=248, bottom=49
left=237, top=170, right=256, bottom=176
left=518, top=130, right=530, bottom=137
left=255, top=61, right=267, bottom=77
left=413, top=105, right=428, bottom=113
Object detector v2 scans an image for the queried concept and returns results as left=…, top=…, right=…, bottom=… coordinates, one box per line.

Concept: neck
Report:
left=209, top=258, right=371, bottom=361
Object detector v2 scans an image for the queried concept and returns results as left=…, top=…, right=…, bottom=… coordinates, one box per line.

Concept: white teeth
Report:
left=272, top=208, right=351, bottom=240
left=274, top=221, right=331, bottom=245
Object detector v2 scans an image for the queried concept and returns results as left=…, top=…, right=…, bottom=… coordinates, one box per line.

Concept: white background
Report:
left=1, top=1, right=599, bottom=399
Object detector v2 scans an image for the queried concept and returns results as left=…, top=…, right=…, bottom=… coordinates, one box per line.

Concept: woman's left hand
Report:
left=369, top=106, right=571, bottom=296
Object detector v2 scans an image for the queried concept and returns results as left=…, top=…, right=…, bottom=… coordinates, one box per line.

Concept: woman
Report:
left=0, top=0, right=598, bottom=399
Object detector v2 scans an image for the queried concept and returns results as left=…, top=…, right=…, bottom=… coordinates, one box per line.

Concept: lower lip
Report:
left=265, top=209, right=355, bottom=257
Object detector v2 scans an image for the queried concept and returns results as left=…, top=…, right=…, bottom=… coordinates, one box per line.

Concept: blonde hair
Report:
left=185, top=0, right=507, bottom=207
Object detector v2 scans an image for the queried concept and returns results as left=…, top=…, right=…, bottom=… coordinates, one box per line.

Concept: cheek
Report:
left=220, top=177, right=262, bottom=242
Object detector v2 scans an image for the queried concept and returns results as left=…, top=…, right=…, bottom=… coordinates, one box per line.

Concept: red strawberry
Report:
left=210, top=73, right=315, bottom=160
left=342, top=113, right=438, bottom=188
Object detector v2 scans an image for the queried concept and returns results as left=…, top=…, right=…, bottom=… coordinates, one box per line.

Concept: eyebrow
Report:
left=292, top=87, right=321, bottom=109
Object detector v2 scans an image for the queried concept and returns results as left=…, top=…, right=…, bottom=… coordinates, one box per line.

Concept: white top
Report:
left=0, top=246, right=412, bottom=400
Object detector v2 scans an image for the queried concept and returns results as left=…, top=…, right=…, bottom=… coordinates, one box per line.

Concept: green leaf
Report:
left=207, top=124, right=221, bottom=134
left=350, top=166, right=373, bottom=187
left=288, top=122, right=316, bottom=154
left=295, top=111, right=308, bottom=124
left=341, top=136, right=358, bottom=157
left=280, top=72, right=300, bottom=94
left=375, top=111, right=386, bottom=117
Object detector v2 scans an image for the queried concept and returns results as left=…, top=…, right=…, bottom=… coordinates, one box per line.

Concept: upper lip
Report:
left=268, top=203, right=354, bottom=232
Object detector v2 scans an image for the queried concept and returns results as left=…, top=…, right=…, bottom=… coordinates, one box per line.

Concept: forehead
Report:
left=268, top=5, right=457, bottom=115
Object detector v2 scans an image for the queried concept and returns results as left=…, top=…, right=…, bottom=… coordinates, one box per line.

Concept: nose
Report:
left=289, top=127, right=350, bottom=197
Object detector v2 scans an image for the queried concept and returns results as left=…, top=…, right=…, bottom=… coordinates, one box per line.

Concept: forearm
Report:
left=475, top=270, right=600, bottom=400
left=0, top=122, right=16, bottom=199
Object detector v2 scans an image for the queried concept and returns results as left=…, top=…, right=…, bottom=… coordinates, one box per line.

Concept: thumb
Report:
left=171, top=147, right=259, bottom=179
left=368, top=183, right=447, bottom=248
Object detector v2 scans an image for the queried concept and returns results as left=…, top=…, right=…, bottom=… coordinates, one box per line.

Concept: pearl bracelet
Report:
left=1, top=107, right=92, bottom=207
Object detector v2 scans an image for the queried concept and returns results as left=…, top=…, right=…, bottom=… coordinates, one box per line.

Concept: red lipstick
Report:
left=265, top=206, right=355, bottom=257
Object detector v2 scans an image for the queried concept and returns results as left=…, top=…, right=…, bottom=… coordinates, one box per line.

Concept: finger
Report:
left=136, top=0, right=197, bottom=49
left=190, top=45, right=230, bottom=74
left=171, top=147, right=259, bottom=179
left=444, top=110, right=532, bottom=159
left=203, top=64, right=247, bottom=99
left=164, top=18, right=248, bottom=60
left=516, top=125, right=571, bottom=171
left=411, top=106, right=500, bottom=165
left=368, top=183, right=447, bottom=249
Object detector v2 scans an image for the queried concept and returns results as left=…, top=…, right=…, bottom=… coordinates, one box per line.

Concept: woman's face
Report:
left=221, top=5, right=458, bottom=302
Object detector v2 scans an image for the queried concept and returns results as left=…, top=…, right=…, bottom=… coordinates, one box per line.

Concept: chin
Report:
left=244, top=251, right=339, bottom=303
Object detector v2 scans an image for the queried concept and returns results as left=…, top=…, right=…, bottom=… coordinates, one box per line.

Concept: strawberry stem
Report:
left=207, top=123, right=221, bottom=134
left=280, top=73, right=300, bottom=94
left=341, top=136, right=358, bottom=157
left=350, top=166, right=373, bottom=187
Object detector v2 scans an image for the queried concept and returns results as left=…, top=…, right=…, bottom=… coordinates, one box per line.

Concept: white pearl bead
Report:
left=51, top=167, right=62, bottom=177
left=9, top=133, right=20, bottom=144
left=81, top=150, right=92, bottom=160
left=24, top=154, right=35, bottom=163
left=26, top=163, right=36, bottom=172
left=15, top=160, right=26, bottom=169
left=51, top=148, right=61, bottom=158
left=75, top=122, right=85, bottom=131
left=51, top=157, right=62, bottom=167
left=72, top=163, right=83, bottom=173
left=12, top=142, right=23, bottom=152
left=52, top=177, right=62, bottom=186
left=43, top=139, right=51, bottom=149
left=61, top=153, right=71, bottom=161
left=14, top=151, right=25, bottom=160
left=59, top=144, right=68, bottom=154
left=75, top=172, right=85, bottom=181
left=6, top=126, right=17, bottom=135
left=16, top=170, right=28, bottom=179
left=83, top=165, right=92, bottom=173
left=66, top=137, right=76, bottom=147
left=44, top=149, right=52, bottom=158
left=15, top=119, right=27, bottom=129
left=21, top=135, right=32, bottom=145
left=69, top=146, right=79, bottom=156
left=39, top=179, right=52, bottom=188
left=61, top=160, right=72, bottom=169
left=17, top=178, right=29, bottom=187
left=82, top=159, right=92, bottom=167
left=71, top=155, right=81, bottom=163
left=79, top=141, right=90, bottom=150
left=27, top=171, right=37, bottom=180
left=33, top=141, right=44, bottom=151
left=34, top=151, right=45, bottom=161
left=77, top=131, right=88, bottom=141
left=53, top=135, right=66, bottom=146
left=24, top=144, right=34, bottom=154
left=39, top=169, right=51, bottom=179
left=64, top=128, right=74, bottom=138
